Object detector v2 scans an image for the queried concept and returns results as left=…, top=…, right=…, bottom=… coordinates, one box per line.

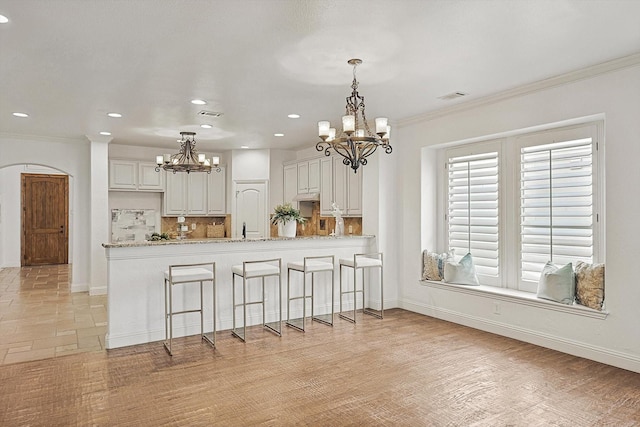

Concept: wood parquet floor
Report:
left=1, top=268, right=640, bottom=426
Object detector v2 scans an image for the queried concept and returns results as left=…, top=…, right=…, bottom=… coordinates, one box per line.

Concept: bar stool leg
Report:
left=243, top=275, right=247, bottom=342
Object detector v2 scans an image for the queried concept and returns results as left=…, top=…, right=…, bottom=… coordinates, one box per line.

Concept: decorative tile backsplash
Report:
left=161, top=215, right=230, bottom=239
left=161, top=203, right=361, bottom=239
left=269, top=201, right=362, bottom=237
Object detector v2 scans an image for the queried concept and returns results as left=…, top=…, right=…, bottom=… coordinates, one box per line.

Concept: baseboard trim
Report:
left=399, top=299, right=640, bottom=374
left=89, top=286, right=107, bottom=296
left=70, top=282, right=89, bottom=293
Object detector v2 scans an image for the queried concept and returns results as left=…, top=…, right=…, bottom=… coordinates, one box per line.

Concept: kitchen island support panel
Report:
left=103, top=236, right=374, bottom=349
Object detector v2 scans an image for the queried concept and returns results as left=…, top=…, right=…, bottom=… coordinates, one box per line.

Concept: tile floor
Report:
left=0, top=264, right=106, bottom=365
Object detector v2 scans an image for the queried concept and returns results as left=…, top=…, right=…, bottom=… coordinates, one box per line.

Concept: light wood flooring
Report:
left=1, top=266, right=640, bottom=426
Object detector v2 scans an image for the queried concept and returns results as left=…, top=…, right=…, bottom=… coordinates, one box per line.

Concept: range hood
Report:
left=293, top=192, right=320, bottom=202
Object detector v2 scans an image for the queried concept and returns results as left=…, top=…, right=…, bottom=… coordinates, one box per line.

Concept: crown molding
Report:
left=399, top=52, right=640, bottom=127
left=0, top=132, right=89, bottom=145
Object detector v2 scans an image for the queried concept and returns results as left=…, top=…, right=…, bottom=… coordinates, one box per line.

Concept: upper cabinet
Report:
left=163, top=167, right=226, bottom=216
left=320, top=158, right=333, bottom=216
left=325, top=156, right=362, bottom=217
left=109, top=160, right=164, bottom=192
left=284, top=156, right=361, bottom=216
left=297, top=159, right=320, bottom=194
left=207, top=166, right=226, bottom=215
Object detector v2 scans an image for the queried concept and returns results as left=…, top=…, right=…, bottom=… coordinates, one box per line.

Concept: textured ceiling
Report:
left=1, top=0, right=639, bottom=152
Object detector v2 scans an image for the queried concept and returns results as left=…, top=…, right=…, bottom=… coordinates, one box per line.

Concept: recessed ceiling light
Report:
left=107, top=112, right=122, bottom=118
left=0, top=15, right=9, bottom=24
left=191, top=99, right=207, bottom=105
left=99, top=131, right=112, bottom=136
left=200, top=124, right=213, bottom=129
left=287, top=114, right=300, bottom=119
left=240, top=145, right=249, bottom=149
left=274, top=133, right=284, bottom=137
left=12, top=112, right=28, bottom=118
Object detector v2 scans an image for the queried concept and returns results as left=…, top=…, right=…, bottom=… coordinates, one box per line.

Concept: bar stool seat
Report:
left=231, top=258, right=282, bottom=342
left=286, top=256, right=335, bottom=332
left=163, top=262, right=216, bottom=356
left=339, top=253, right=383, bottom=323
left=232, top=263, right=280, bottom=278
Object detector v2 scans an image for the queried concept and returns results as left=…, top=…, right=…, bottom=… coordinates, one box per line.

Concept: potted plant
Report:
left=271, top=203, right=306, bottom=237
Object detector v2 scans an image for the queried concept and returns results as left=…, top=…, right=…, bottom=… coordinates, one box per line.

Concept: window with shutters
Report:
left=441, top=122, right=602, bottom=292
left=447, top=150, right=500, bottom=286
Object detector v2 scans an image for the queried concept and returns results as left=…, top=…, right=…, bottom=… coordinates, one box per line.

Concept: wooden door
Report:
left=21, top=173, right=69, bottom=266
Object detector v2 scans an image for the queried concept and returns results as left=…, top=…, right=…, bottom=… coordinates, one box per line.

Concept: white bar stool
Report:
left=231, top=258, right=282, bottom=342
left=339, top=253, right=383, bottom=323
left=286, top=255, right=335, bottom=332
left=163, top=262, right=216, bottom=356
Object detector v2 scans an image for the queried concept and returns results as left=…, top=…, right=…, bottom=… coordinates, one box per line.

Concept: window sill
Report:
left=419, top=279, right=608, bottom=320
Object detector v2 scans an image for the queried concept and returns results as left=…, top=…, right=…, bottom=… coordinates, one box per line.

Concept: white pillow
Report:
left=536, top=262, right=575, bottom=304
left=443, top=253, right=479, bottom=286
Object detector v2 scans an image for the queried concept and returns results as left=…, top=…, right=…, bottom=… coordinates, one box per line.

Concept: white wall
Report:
left=0, top=134, right=92, bottom=291
left=231, top=149, right=270, bottom=181
left=395, top=61, right=640, bottom=372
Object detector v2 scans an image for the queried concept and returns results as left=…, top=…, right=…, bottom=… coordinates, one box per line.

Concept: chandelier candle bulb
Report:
left=355, top=129, right=365, bottom=138
left=156, top=155, right=164, bottom=165
left=198, top=153, right=206, bottom=163
left=375, top=117, right=388, bottom=135
left=318, top=121, right=330, bottom=138
left=213, top=156, right=220, bottom=167
left=342, top=115, right=355, bottom=134
left=163, top=154, right=171, bottom=163
left=328, top=128, right=336, bottom=142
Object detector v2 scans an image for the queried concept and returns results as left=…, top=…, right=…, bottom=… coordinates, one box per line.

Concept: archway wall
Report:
left=0, top=134, right=91, bottom=291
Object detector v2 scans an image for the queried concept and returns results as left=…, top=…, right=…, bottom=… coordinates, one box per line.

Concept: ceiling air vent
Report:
left=198, top=110, right=223, bottom=117
left=438, top=92, right=468, bottom=101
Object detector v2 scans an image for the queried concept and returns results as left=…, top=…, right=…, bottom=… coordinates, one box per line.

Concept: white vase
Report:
left=279, top=220, right=297, bottom=238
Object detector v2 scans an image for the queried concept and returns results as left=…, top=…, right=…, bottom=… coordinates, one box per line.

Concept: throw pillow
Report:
left=443, top=253, right=479, bottom=286
left=536, top=262, right=574, bottom=304
left=574, top=261, right=605, bottom=310
left=422, top=250, right=453, bottom=281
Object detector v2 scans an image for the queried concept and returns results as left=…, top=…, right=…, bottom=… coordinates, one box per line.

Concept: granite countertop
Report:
left=102, top=234, right=373, bottom=248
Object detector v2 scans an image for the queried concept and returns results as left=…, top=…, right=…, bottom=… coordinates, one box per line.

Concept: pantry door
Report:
left=21, top=173, right=69, bottom=266
left=234, top=181, right=267, bottom=238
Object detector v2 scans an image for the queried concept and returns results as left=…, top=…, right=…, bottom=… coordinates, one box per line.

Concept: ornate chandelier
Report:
left=316, top=58, right=392, bottom=173
left=155, top=131, right=220, bottom=174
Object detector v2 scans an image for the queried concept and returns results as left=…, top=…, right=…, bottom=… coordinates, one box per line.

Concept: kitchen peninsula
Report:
left=103, top=235, right=376, bottom=349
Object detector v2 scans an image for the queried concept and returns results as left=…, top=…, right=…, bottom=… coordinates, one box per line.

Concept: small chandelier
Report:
left=155, top=131, right=220, bottom=174
left=316, top=58, right=392, bottom=173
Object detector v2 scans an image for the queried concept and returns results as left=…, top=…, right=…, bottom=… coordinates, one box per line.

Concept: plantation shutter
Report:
left=520, top=138, right=594, bottom=283
left=447, top=151, right=499, bottom=282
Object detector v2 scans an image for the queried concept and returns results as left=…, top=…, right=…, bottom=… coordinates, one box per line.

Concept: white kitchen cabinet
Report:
left=163, top=172, right=187, bottom=215
left=296, top=159, right=320, bottom=194
left=187, top=173, right=208, bottom=215
left=207, top=166, right=226, bottom=214
left=109, top=160, right=164, bottom=192
left=346, top=164, right=362, bottom=215
left=283, top=164, right=298, bottom=206
left=320, top=157, right=333, bottom=216
left=109, top=160, right=138, bottom=190
left=137, top=162, right=164, bottom=191
left=164, top=168, right=226, bottom=216
left=332, top=156, right=362, bottom=216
